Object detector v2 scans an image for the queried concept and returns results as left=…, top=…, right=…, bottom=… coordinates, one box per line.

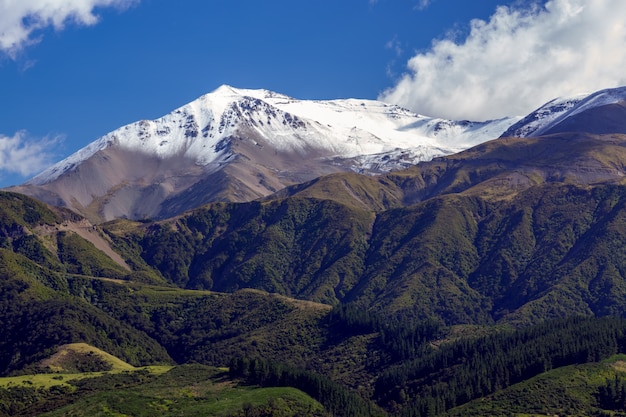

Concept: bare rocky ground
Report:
left=36, top=220, right=129, bottom=270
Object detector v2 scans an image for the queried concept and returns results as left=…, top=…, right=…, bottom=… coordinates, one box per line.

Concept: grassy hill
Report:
left=447, top=354, right=626, bottom=417
left=0, top=363, right=328, bottom=417
left=35, top=343, right=135, bottom=373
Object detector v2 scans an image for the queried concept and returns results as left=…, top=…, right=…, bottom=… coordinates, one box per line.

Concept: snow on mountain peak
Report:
left=28, top=86, right=521, bottom=186
left=501, top=86, right=626, bottom=138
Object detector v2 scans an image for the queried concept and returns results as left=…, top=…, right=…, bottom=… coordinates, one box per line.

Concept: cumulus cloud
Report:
left=0, top=131, right=61, bottom=177
left=380, top=0, right=626, bottom=121
left=0, top=0, right=138, bottom=57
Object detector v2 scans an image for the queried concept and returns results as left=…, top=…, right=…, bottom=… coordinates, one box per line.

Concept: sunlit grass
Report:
left=0, top=366, right=174, bottom=390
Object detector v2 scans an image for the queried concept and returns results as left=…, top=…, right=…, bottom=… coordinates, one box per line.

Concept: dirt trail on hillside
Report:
left=59, top=222, right=130, bottom=271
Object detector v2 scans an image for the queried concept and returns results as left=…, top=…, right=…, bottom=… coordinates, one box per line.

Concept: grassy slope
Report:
left=447, top=354, right=626, bottom=417
left=0, top=364, right=328, bottom=417
left=42, top=384, right=326, bottom=417
left=36, top=343, right=136, bottom=373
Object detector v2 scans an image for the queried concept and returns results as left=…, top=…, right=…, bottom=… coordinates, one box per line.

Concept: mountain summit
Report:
left=10, top=85, right=515, bottom=222
left=501, top=86, right=626, bottom=137
left=13, top=85, right=626, bottom=223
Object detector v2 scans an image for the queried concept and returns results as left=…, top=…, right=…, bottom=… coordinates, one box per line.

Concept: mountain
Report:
left=5, top=110, right=626, bottom=415
left=4, top=131, right=626, bottom=415
left=13, top=85, right=626, bottom=223
left=9, top=85, right=516, bottom=223
left=501, top=86, right=626, bottom=137
left=0, top=191, right=336, bottom=376
left=98, top=128, right=626, bottom=324
left=8, top=85, right=626, bottom=416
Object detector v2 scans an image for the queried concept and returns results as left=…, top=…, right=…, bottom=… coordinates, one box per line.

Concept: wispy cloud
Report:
left=385, top=36, right=403, bottom=57
left=0, top=131, right=61, bottom=178
left=414, top=0, right=433, bottom=11
left=380, top=0, right=626, bottom=121
left=0, top=0, right=138, bottom=58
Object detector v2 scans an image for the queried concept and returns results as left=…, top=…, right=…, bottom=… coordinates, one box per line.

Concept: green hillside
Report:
left=121, top=181, right=626, bottom=326
left=447, top=354, right=626, bottom=416
left=0, top=364, right=329, bottom=417
left=5, top=132, right=626, bottom=415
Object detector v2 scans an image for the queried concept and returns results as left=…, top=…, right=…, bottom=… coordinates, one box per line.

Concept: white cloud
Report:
left=0, top=131, right=61, bottom=177
left=414, top=0, right=432, bottom=11
left=379, top=0, right=626, bottom=121
left=0, top=0, right=138, bottom=57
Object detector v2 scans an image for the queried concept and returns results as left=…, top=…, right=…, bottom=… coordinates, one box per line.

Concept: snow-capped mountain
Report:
left=20, top=84, right=626, bottom=223
left=29, top=85, right=515, bottom=185
left=12, top=85, right=519, bottom=222
left=501, top=86, right=626, bottom=138
left=15, top=84, right=626, bottom=223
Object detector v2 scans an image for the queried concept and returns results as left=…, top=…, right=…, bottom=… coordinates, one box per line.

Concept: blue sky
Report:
left=1, top=0, right=626, bottom=188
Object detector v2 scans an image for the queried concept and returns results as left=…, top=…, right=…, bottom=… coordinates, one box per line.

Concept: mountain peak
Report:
left=208, top=84, right=293, bottom=102
left=211, top=84, right=240, bottom=96
left=501, top=86, right=626, bottom=138
left=13, top=85, right=525, bottom=222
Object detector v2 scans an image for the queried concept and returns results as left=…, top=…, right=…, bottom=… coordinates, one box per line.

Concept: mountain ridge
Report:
left=9, top=85, right=518, bottom=222
left=501, top=86, right=626, bottom=137
left=27, top=85, right=516, bottom=186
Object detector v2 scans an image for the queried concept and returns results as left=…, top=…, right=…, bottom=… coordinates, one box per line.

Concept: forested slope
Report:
left=5, top=131, right=626, bottom=415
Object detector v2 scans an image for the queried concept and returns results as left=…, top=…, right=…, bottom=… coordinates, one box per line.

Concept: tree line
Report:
left=229, top=357, right=383, bottom=417
left=327, top=303, right=442, bottom=362
left=375, top=316, right=626, bottom=416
